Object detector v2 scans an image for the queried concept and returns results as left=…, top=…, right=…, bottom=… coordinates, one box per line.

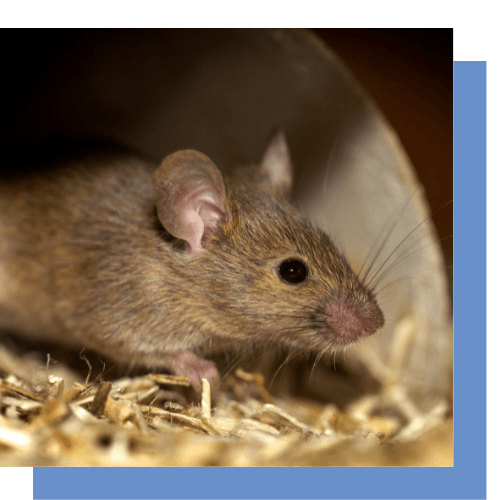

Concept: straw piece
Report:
left=88, top=381, right=112, bottom=417
left=147, top=374, right=191, bottom=387
left=0, top=381, right=44, bottom=402
left=0, top=421, right=33, bottom=451
left=234, top=368, right=275, bottom=404
left=201, top=378, right=211, bottom=421
left=103, top=397, right=138, bottom=426
left=250, top=404, right=319, bottom=435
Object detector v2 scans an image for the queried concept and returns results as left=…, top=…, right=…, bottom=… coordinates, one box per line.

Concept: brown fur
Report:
left=0, top=142, right=383, bottom=386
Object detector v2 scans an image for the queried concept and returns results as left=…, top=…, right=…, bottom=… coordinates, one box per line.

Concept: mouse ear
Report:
left=153, top=150, right=229, bottom=256
left=259, top=129, right=293, bottom=199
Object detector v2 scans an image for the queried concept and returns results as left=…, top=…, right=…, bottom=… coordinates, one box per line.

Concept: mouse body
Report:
left=0, top=133, right=384, bottom=392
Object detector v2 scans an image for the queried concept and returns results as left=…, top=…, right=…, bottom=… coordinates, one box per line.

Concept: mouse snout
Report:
left=324, top=298, right=384, bottom=344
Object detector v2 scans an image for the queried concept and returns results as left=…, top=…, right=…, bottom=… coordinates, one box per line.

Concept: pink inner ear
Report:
left=154, top=150, right=228, bottom=257
left=180, top=192, right=226, bottom=256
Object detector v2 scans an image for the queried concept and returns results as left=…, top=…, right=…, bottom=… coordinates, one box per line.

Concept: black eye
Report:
left=278, top=258, right=309, bottom=285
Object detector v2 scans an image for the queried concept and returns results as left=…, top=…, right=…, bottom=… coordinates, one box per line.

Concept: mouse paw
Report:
left=166, top=351, right=220, bottom=394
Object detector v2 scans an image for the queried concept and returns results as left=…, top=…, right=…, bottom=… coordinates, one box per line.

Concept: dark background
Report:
left=2, top=28, right=453, bottom=292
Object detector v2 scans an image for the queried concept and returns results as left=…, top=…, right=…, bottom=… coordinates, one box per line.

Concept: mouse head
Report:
left=153, top=131, right=384, bottom=352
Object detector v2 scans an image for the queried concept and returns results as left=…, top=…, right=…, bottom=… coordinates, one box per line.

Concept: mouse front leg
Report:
left=165, top=351, right=220, bottom=394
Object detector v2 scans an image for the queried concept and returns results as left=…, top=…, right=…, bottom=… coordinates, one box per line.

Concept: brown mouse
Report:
left=0, top=131, right=384, bottom=393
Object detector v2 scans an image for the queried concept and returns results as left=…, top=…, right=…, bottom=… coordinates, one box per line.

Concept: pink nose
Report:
left=325, top=300, right=384, bottom=341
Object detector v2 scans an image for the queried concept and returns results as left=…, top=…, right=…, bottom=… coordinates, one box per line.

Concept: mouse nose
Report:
left=324, top=299, right=384, bottom=343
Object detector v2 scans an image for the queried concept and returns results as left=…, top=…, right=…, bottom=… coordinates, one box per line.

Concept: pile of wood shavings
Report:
left=0, top=350, right=452, bottom=466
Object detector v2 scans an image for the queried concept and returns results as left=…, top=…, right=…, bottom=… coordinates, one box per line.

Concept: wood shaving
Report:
left=147, top=374, right=190, bottom=387
left=201, top=378, right=211, bottom=421
left=0, top=380, right=45, bottom=402
left=0, top=344, right=453, bottom=466
left=88, top=381, right=112, bottom=417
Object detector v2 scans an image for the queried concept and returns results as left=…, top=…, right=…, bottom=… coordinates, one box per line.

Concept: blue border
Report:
left=452, top=61, right=487, bottom=498
left=32, top=61, right=486, bottom=500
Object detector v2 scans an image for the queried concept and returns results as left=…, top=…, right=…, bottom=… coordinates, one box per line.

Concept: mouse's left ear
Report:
left=259, top=129, right=293, bottom=200
left=154, top=150, right=229, bottom=256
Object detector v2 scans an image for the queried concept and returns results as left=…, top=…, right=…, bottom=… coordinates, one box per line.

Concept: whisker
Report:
left=369, top=234, right=454, bottom=291
left=359, top=189, right=419, bottom=284
left=268, top=349, right=302, bottom=389
left=310, top=345, right=331, bottom=386
left=364, top=200, right=453, bottom=289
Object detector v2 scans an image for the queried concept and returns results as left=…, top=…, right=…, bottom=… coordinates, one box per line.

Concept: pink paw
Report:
left=166, top=351, right=220, bottom=394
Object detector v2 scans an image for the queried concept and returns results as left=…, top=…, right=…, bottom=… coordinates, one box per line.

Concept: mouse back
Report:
left=0, top=133, right=384, bottom=389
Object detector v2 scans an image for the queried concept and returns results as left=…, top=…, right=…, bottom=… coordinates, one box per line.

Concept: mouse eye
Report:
left=278, top=258, right=309, bottom=285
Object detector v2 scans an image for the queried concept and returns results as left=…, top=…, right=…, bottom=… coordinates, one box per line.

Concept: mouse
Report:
left=0, top=131, right=384, bottom=394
